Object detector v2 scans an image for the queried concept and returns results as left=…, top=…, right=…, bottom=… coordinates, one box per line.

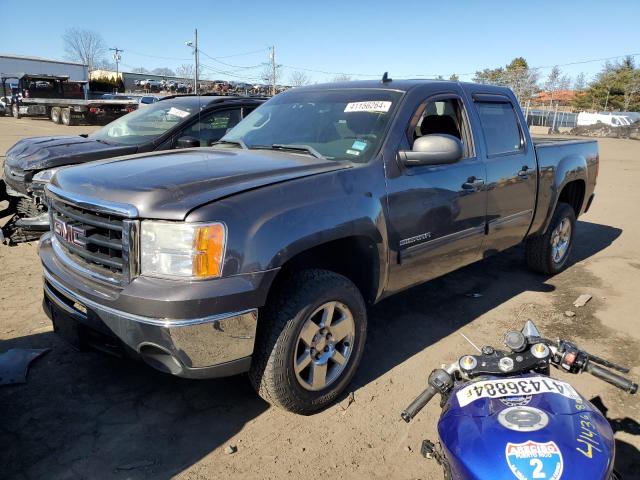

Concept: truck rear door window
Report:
left=475, top=102, right=523, bottom=156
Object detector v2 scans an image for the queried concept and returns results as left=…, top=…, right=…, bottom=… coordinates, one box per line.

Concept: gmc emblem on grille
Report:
left=53, top=218, right=87, bottom=247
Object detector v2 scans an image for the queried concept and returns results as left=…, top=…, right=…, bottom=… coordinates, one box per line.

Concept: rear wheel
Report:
left=525, top=201, right=576, bottom=274
left=249, top=269, right=367, bottom=414
left=50, top=107, right=61, bottom=124
left=61, top=108, right=74, bottom=126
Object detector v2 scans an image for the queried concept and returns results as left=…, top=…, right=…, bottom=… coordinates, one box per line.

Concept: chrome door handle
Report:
left=518, top=166, right=534, bottom=177
left=462, top=177, right=484, bottom=190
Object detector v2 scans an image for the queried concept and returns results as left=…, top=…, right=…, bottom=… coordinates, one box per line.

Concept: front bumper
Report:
left=40, top=233, right=278, bottom=379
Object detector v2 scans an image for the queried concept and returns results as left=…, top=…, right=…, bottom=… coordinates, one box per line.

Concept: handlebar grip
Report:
left=401, top=385, right=438, bottom=423
left=586, top=362, right=638, bottom=394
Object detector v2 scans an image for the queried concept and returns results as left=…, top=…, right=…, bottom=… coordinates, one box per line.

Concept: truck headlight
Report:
left=32, top=167, right=60, bottom=184
left=140, top=221, right=226, bottom=279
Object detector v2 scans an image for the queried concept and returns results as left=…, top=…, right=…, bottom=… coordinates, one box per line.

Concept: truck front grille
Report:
left=49, top=198, right=137, bottom=284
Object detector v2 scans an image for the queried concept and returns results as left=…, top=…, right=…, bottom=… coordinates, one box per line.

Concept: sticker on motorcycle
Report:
left=456, top=376, right=579, bottom=407
left=500, top=394, right=532, bottom=407
left=506, top=440, right=563, bottom=480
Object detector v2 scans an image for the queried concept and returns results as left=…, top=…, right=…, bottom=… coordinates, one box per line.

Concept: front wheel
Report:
left=525, top=201, right=576, bottom=274
left=249, top=269, right=367, bottom=414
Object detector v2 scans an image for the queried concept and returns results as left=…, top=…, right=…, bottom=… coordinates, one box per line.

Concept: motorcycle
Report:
left=401, top=321, right=637, bottom=480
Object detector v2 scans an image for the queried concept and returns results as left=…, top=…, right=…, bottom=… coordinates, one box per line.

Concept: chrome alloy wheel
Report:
left=551, top=217, right=572, bottom=264
left=293, top=301, right=355, bottom=391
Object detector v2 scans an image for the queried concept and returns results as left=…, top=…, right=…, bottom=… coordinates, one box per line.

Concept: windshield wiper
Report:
left=270, top=144, right=325, bottom=159
left=212, top=139, right=248, bottom=150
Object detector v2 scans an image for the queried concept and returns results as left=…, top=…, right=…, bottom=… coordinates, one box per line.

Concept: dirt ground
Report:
left=0, top=116, right=639, bottom=480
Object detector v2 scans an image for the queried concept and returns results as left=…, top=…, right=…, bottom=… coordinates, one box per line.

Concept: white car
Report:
left=577, top=112, right=633, bottom=127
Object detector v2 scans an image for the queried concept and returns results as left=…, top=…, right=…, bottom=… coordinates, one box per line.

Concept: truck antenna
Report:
left=381, top=72, right=392, bottom=83
left=459, top=332, right=482, bottom=353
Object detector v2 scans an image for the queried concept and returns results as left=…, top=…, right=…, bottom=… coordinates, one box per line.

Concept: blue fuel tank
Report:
left=437, top=374, right=615, bottom=480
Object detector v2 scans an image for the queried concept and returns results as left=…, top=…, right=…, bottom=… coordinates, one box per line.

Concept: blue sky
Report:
left=1, top=0, right=639, bottom=84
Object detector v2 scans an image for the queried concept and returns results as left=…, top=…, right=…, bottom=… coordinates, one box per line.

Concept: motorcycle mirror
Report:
left=521, top=320, right=541, bottom=339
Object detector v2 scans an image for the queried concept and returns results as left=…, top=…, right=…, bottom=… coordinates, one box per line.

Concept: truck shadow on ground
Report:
left=0, top=221, right=622, bottom=479
left=352, top=220, right=622, bottom=390
left=590, top=396, right=640, bottom=477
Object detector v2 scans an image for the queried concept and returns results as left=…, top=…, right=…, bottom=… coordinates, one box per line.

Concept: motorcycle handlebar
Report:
left=401, top=385, right=438, bottom=423
left=586, top=362, right=638, bottom=394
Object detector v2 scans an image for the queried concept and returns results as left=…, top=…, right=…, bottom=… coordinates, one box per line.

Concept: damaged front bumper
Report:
left=39, top=233, right=275, bottom=379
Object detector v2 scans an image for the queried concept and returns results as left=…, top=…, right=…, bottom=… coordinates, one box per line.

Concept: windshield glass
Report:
left=222, top=89, right=402, bottom=162
left=91, top=101, right=196, bottom=145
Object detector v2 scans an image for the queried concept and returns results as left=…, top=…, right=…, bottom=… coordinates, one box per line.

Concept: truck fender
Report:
left=537, top=153, right=588, bottom=236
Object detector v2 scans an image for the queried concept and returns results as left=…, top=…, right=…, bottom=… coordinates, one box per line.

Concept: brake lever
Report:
left=587, top=353, right=630, bottom=374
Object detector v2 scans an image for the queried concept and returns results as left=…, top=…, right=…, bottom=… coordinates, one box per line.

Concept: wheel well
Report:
left=558, top=180, right=585, bottom=216
left=268, top=237, right=379, bottom=304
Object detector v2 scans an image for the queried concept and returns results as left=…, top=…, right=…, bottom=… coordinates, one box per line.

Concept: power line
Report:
left=199, top=49, right=262, bottom=69
left=125, top=49, right=192, bottom=61
left=208, top=47, right=270, bottom=59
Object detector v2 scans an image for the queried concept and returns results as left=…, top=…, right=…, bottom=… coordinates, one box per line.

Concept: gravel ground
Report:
left=0, top=117, right=638, bottom=479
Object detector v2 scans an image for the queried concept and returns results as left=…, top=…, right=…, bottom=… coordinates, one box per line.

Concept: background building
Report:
left=0, top=54, right=88, bottom=81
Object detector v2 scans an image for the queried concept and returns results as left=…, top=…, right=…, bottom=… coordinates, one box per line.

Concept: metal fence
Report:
left=521, top=102, right=578, bottom=129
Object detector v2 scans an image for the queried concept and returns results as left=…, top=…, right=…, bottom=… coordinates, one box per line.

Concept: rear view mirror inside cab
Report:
left=399, top=134, right=463, bottom=167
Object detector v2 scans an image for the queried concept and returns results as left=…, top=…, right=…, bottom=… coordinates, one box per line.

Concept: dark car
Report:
left=1, top=95, right=263, bottom=242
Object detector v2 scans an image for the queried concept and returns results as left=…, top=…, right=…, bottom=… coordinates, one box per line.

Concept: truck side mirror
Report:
left=399, top=134, right=463, bottom=167
left=176, top=136, right=201, bottom=149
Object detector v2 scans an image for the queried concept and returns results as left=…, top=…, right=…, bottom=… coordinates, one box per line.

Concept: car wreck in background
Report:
left=0, top=95, right=262, bottom=242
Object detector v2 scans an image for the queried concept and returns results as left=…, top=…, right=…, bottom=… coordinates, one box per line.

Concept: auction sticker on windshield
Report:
left=168, top=107, right=190, bottom=118
left=456, top=376, right=580, bottom=407
left=344, top=101, right=392, bottom=113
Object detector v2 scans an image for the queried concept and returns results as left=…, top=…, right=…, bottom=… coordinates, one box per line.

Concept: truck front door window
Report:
left=412, top=98, right=473, bottom=158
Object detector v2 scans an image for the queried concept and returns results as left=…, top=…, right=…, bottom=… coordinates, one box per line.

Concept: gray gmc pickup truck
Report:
left=39, top=79, right=598, bottom=413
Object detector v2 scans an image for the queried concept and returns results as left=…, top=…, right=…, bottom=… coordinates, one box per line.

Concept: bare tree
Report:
left=153, top=67, right=176, bottom=77
left=559, top=74, right=572, bottom=91
left=623, top=70, right=640, bottom=111
left=261, top=63, right=282, bottom=88
left=62, top=28, right=107, bottom=72
left=574, top=73, right=587, bottom=91
left=331, top=74, right=351, bottom=82
left=289, top=70, right=310, bottom=87
left=176, top=63, right=195, bottom=82
left=132, top=67, right=149, bottom=74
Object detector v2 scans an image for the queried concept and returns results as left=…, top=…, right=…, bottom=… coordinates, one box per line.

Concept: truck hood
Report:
left=50, top=148, right=350, bottom=220
left=5, top=135, right=137, bottom=171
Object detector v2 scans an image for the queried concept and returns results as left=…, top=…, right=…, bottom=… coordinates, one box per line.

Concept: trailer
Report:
left=1, top=73, right=138, bottom=125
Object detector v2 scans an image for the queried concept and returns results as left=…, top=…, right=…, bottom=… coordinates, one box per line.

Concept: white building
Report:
left=0, top=54, right=88, bottom=81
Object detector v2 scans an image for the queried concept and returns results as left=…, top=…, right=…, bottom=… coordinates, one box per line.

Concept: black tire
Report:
left=12, top=103, right=20, bottom=119
left=249, top=269, right=367, bottom=414
left=51, top=107, right=61, bottom=124
left=61, top=108, right=73, bottom=126
left=525, top=201, right=576, bottom=274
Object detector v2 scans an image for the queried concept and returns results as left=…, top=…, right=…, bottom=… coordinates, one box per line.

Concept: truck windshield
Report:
left=90, top=101, right=196, bottom=145
left=222, top=89, right=402, bottom=162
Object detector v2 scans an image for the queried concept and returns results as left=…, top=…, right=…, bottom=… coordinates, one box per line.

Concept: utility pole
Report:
left=109, top=47, right=123, bottom=92
left=194, top=28, right=199, bottom=95
left=270, top=46, right=276, bottom=96
left=185, top=29, right=199, bottom=94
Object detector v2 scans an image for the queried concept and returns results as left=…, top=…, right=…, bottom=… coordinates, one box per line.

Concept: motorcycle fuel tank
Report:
left=438, top=374, right=615, bottom=480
